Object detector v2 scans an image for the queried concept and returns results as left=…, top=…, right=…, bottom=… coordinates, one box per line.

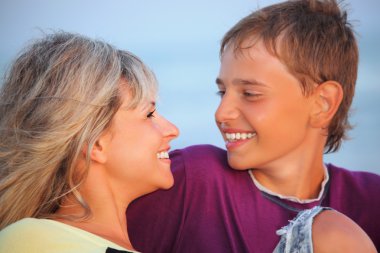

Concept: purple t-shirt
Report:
left=127, top=145, right=380, bottom=252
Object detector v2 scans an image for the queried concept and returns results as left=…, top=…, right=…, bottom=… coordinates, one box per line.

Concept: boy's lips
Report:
left=225, top=132, right=256, bottom=142
left=222, top=128, right=256, bottom=141
left=221, top=129, right=257, bottom=149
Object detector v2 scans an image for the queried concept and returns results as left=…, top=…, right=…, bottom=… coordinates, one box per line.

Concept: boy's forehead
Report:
left=222, top=39, right=273, bottom=63
left=223, top=35, right=283, bottom=62
left=218, top=38, right=302, bottom=89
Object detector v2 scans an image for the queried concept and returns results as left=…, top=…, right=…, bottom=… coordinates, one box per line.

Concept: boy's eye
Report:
left=147, top=109, right=156, bottom=118
left=243, top=91, right=262, bottom=98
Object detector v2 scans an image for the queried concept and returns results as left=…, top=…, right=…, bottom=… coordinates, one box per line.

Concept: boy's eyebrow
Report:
left=215, top=77, right=267, bottom=87
left=235, top=79, right=268, bottom=87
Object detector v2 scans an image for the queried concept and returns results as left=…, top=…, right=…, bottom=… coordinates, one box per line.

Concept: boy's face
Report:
left=215, top=40, right=316, bottom=170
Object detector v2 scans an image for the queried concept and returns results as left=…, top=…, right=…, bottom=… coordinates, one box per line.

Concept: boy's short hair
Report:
left=220, top=0, right=358, bottom=153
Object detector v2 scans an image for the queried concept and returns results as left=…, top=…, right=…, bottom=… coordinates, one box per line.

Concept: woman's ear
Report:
left=310, top=81, right=343, bottom=128
left=88, top=132, right=111, bottom=164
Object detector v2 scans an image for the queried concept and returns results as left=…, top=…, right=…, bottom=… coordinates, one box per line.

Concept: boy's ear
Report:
left=310, top=81, right=343, bottom=128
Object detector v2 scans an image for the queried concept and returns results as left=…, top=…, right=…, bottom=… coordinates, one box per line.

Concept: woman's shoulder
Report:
left=0, top=218, right=52, bottom=252
left=0, top=218, right=133, bottom=253
left=0, top=217, right=49, bottom=235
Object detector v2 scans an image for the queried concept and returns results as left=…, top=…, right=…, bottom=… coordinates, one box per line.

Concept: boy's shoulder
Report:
left=170, top=144, right=237, bottom=177
left=328, top=163, right=380, bottom=186
left=327, top=163, right=380, bottom=203
left=170, top=144, right=251, bottom=188
left=171, top=144, right=228, bottom=169
left=327, top=164, right=380, bottom=249
left=171, top=144, right=227, bottom=161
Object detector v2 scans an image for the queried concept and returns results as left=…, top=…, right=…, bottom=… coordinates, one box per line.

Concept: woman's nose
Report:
left=160, top=115, right=179, bottom=140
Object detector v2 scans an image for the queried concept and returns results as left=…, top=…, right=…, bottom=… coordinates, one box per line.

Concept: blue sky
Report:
left=1, top=0, right=379, bottom=173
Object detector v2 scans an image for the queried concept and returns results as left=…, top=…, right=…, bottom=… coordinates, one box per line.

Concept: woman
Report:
left=0, top=32, right=179, bottom=252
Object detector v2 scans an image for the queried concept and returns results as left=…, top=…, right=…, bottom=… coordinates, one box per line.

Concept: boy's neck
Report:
left=251, top=161, right=326, bottom=200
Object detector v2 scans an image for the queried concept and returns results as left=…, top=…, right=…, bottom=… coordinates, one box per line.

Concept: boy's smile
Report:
left=215, top=40, right=318, bottom=172
left=219, top=124, right=257, bottom=149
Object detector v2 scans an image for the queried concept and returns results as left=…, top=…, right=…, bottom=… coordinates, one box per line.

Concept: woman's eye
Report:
left=147, top=109, right=156, bottom=118
left=216, top=90, right=225, bottom=97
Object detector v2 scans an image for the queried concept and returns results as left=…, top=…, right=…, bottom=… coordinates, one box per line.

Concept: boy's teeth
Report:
left=225, top=132, right=256, bottom=141
left=157, top=151, right=169, bottom=159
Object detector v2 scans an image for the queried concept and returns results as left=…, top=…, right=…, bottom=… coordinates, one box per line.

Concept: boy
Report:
left=127, top=0, right=380, bottom=252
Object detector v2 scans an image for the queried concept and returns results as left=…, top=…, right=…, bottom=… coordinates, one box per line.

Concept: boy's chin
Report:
left=227, top=156, right=252, bottom=171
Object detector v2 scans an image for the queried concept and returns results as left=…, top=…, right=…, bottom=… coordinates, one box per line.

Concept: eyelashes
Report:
left=216, top=90, right=262, bottom=99
left=147, top=109, right=156, bottom=118
left=216, top=91, right=225, bottom=97
left=242, top=91, right=262, bottom=98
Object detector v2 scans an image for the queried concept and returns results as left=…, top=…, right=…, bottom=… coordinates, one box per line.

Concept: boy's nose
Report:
left=215, top=95, right=239, bottom=124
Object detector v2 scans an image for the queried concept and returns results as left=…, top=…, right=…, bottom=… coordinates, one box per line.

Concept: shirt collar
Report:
left=248, top=165, right=330, bottom=204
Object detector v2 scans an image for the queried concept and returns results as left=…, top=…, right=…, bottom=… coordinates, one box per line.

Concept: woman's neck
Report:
left=54, top=166, right=136, bottom=251
left=55, top=210, right=134, bottom=250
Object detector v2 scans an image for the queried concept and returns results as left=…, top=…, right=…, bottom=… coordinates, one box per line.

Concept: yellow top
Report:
left=0, top=218, right=139, bottom=253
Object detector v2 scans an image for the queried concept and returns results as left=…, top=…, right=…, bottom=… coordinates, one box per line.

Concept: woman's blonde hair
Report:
left=0, top=32, right=158, bottom=229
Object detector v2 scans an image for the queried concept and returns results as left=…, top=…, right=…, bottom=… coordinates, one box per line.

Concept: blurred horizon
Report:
left=1, top=0, right=379, bottom=174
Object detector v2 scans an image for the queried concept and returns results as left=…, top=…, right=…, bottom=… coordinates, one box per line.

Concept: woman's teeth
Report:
left=157, top=151, right=169, bottom=159
left=225, top=132, right=256, bottom=142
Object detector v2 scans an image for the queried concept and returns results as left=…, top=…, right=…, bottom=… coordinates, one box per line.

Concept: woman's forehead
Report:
left=118, top=78, right=157, bottom=108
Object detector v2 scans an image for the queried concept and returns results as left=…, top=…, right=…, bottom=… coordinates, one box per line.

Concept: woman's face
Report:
left=100, top=88, right=179, bottom=196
